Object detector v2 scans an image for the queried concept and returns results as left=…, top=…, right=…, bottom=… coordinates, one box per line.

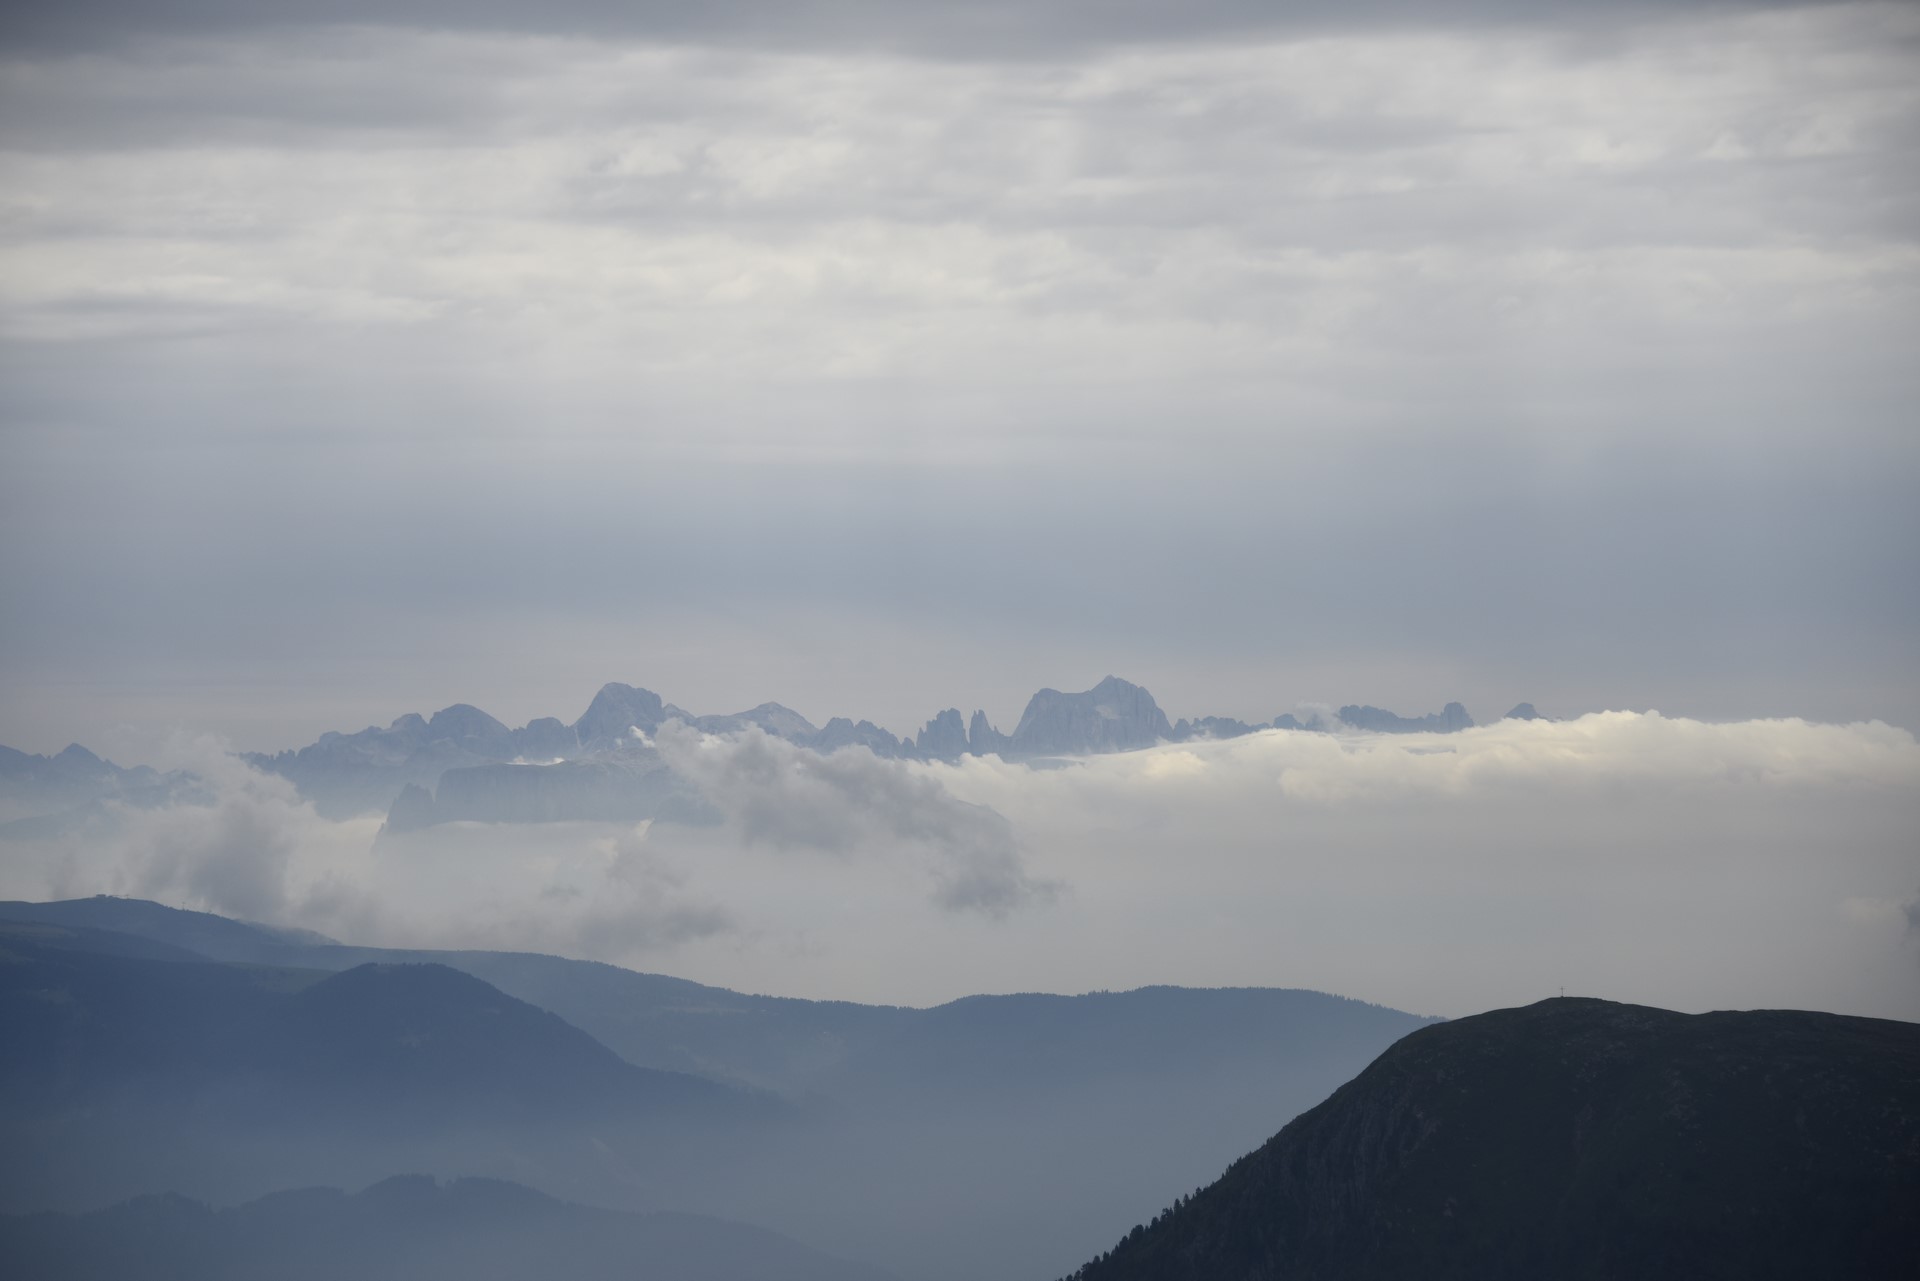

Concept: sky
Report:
left=0, top=3, right=1916, bottom=1018
left=1, top=0, right=1916, bottom=752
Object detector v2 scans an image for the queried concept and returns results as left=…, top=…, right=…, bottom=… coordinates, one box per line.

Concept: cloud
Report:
left=19, top=733, right=384, bottom=931
left=652, top=720, right=1047, bottom=915
left=1, top=3, right=1915, bottom=747
left=0, top=711, right=1913, bottom=1017
left=0, top=0, right=1843, bottom=61
left=0, top=737, right=733, bottom=957
left=560, top=822, right=737, bottom=955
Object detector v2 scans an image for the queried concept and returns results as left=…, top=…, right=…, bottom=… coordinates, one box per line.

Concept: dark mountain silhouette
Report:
left=0, top=894, right=333, bottom=959
left=1065, top=997, right=1920, bottom=1281
left=0, top=897, right=1433, bottom=1100
left=0, top=926, right=762, bottom=1128
left=0, top=1174, right=900, bottom=1281
left=0, top=919, right=783, bottom=1214
left=0, top=898, right=1435, bottom=1281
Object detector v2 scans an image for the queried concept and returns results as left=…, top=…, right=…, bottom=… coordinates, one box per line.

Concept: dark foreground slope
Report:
left=0, top=923, right=778, bottom=1212
left=0, top=1175, right=898, bottom=1281
left=0, top=899, right=1436, bottom=1281
left=1068, top=997, right=1920, bottom=1281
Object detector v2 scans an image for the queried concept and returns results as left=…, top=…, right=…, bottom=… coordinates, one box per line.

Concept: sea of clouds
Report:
left=3, top=712, right=1916, bottom=1021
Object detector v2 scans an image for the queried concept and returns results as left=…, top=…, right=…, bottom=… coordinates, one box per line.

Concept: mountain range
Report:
left=4, top=899, right=1913, bottom=1280
left=1, top=678, right=1549, bottom=834
left=0, top=896, right=1432, bottom=1281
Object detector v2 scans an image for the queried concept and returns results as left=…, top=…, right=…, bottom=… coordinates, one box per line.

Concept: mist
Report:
left=3, top=712, right=1912, bottom=1022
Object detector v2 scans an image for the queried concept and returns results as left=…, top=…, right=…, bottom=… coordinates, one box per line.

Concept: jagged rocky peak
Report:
left=968, top=710, right=1010, bottom=757
left=383, top=781, right=438, bottom=834
left=511, top=715, right=579, bottom=759
left=812, top=717, right=904, bottom=757
left=737, top=703, right=819, bottom=743
left=425, top=703, right=513, bottom=753
left=916, top=708, right=969, bottom=761
left=1337, top=702, right=1475, bottom=734
left=684, top=702, right=820, bottom=743
left=1008, top=676, right=1173, bottom=758
left=573, top=683, right=668, bottom=747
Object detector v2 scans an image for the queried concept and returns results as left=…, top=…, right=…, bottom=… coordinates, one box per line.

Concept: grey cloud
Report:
left=4, top=712, right=1913, bottom=1017
left=29, top=741, right=385, bottom=934
left=538, top=824, right=736, bottom=954
left=652, top=720, right=1047, bottom=915
left=125, top=797, right=292, bottom=922
left=0, top=1, right=1849, bottom=60
left=5, top=748, right=733, bottom=960
left=0, top=3, right=1914, bottom=751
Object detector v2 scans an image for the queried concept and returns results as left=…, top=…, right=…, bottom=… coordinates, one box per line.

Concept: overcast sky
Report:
left=3, top=0, right=1918, bottom=753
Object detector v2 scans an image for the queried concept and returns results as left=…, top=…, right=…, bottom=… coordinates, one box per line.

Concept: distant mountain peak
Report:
left=1009, top=676, right=1172, bottom=757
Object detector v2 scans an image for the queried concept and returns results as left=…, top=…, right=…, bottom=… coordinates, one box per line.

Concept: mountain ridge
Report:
left=2, top=678, right=1530, bottom=830
left=1063, top=996, right=1920, bottom=1281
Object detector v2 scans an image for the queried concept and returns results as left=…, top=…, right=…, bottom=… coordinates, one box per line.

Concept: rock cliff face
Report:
left=423, top=704, right=515, bottom=759
left=967, top=710, right=1011, bottom=757
left=1066, top=998, right=1920, bottom=1281
left=572, top=684, right=668, bottom=749
left=1337, top=701, right=1474, bottom=733
left=510, top=716, right=579, bottom=759
left=1008, top=676, right=1173, bottom=758
left=811, top=718, right=905, bottom=757
left=242, top=714, right=501, bottom=819
left=913, top=709, right=968, bottom=762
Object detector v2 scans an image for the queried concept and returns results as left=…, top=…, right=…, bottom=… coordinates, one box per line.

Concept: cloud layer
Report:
left=2, top=4, right=1916, bottom=749
left=3, top=712, right=1914, bottom=1021
left=653, top=720, right=1046, bottom=915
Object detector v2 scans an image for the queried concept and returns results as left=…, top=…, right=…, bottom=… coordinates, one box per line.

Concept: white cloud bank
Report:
left=651, top=719, right=1049, bottom=916
left=2, top=712, right=1915, bottom=1021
